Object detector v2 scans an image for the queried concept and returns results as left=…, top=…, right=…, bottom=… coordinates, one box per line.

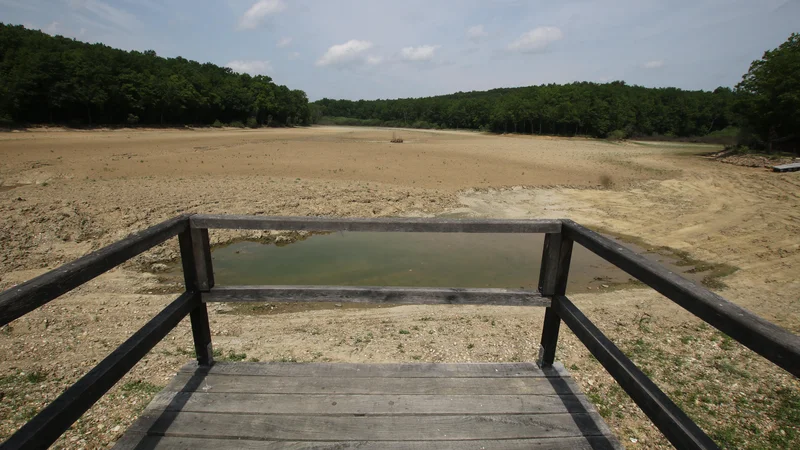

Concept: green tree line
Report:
left=0, top=24, right=310, bottom=127
left=313, top=82, right=737, bottom=139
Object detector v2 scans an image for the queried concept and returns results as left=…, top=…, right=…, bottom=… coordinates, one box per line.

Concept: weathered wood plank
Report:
left=190, top=214, right=561, bottom=233
left=143, top=391, right=597, bottom=415
left=128, top=411, right=611, bottom=441
left=537, top=232, right=573, bottom=367
left=0, top=215, right=189, bottom=326
left=0, top=292, right=194, bottom=450
left=562, top=219, right=800, bottom=377
left=554, top=294, right=718, bottom=450
left=202, top=286, right=548, bottom=306
left=178, top=229, right=214, bottom=366
left=179, top=361, right=550, bottom=378
left=115, top=436, right=621, bottom=450
left=164, top=373, right=575, bottom=395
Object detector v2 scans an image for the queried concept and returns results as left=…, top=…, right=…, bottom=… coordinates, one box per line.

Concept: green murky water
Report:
left=210, top=232, right=636, bottom=293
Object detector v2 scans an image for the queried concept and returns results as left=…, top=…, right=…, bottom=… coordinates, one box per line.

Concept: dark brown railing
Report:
left=0, top=215, right=798, bottom=450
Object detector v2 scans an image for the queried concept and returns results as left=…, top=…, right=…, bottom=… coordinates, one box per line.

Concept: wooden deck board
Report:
left=114, top=362, right=622, bottom=449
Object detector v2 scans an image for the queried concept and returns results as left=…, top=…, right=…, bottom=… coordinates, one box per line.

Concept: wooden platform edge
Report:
left=112, top=362, right=622, bottom=450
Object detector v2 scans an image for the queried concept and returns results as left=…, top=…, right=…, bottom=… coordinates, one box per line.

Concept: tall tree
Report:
left=736, top=33, right=800, bottom=152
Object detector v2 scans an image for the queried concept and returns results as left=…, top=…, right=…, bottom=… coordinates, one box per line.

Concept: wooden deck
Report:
left=114, top=361, right=622, bottom=449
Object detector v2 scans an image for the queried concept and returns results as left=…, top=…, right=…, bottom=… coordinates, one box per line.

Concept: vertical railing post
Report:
left=537, top=232, right=573, bottom=367
left=178, top=227, right=215, bottom=366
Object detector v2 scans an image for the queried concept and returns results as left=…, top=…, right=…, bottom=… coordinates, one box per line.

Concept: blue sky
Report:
left=1, top=0, right=798, bottom=100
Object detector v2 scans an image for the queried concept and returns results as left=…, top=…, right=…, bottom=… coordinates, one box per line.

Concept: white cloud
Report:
left=238, top=0, right=286, bottom=30
left=316, top=40, right=374, bottom=67
left=68, top=0, right=142, bottom=32
left=366, top=55, right=384, bottom=65
left=44, top=21, right=59, bottom=35
left=508, top=26, right=563, bottom=53
left=399, top=45, right=440, bottom=62
left=226, top=60, right=273, bottom=75
left=288, top=52, right=300, bottom=60
left=467, top=25, right=488, bottom=41
left=643, top=60, right=665, bottom=69
left=277, top=36, right=292, bottom=48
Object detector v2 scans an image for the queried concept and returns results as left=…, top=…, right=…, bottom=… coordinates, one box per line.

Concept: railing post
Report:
left=178, top=227, right=215, bottom=366
left=537, top=232, right=573, bottom=367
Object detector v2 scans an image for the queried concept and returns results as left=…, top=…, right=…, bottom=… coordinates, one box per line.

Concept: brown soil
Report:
left=1, top=127, right=798, bottom=449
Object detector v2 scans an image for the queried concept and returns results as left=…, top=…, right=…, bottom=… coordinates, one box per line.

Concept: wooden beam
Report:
left=562, top=219, right=800, bottom=377
left=0, top=215, right=189, bottom=327
left=178, top=229, right=214, bottom=367
left=537, top=233, right=573, bottom=367
left=190, top=215, right=561, bottom=234
left=0, top=292, right=194, bottom=450
left=553, top=295, right=719, bottom=450
left=202, top=286, right=548, bottom=307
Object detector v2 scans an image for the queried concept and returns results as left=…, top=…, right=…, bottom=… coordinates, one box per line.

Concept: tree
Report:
left=0, top=23, right=309, bottom=127
left=736, top=33, right=800, bottom=152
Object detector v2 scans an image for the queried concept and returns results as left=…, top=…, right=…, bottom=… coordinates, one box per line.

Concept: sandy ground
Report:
left=0, top=126, right=798, bottom=449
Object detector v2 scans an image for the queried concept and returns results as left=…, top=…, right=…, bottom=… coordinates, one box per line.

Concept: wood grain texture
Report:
left=114, top=436, right=621, bottom=450
left=114, top=362, right=622, bottom=450
left=163, top=373, right=574, bottom=395
left=562, top=219, right=800, bottom=377
left=144, top=391, right=597, bottom=415
left=129, top=411, right=611, bottom=441
left=190, top=214, right=561, bottom=233
left=179, top=361, right=551, bottom=378
left=202, top=285, right=548, bottom=307
left=0, top=215, right=188, bottom=326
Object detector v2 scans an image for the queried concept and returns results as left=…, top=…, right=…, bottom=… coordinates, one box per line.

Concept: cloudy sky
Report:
left=1, top=0, right=798, bottom=100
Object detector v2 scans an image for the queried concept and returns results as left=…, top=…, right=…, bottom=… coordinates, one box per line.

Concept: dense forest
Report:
left=0, top=24, right=311, bottom=127
left=314, top=83, right=737, bottom=139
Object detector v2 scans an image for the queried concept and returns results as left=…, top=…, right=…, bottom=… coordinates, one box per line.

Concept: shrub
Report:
left=211, top=119, right=223, bottom=128
left=599, top=174, right=614, bottom=189
left=126, top=113, right=139, bottom=125
left=246, top=117, right=258, bottom=128
left=229, top=120, right=245, bottom=128
left=607, top=129, right=626, bottom=140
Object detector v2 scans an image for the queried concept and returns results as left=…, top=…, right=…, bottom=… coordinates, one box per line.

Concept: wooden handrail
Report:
left=0, top=215, right=189, bottom=327
left=561, top=219, right=800, bottom=377
left=201, top=285, right=547, bottom=306
left=554, top=295, right=719, bottom=450
left=1, top=215, right=798, bottom=450
left=0, top=292, right=196, bottom=450
left=190, top=214, right=561, bottom=233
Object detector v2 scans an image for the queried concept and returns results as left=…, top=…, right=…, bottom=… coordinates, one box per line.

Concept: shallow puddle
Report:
left=209, top=232, right=707, bottom=294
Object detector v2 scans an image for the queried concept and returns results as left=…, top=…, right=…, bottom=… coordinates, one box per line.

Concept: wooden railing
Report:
left=0, top=215, right=798, bottom=450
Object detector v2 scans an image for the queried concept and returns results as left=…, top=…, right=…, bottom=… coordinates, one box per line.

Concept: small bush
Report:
left=229, top=120, right=245, bottom=128
left=0, top=114, right=14, bottom=127
left=607, top=129, right=626, bottom=140
left=599, top=174, right=614, bottom=189
left=246, top=117, right=258, bottom=128
left=126, top=113, right=139, bottom=125
left=211, top=119, right=223, bottom=128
